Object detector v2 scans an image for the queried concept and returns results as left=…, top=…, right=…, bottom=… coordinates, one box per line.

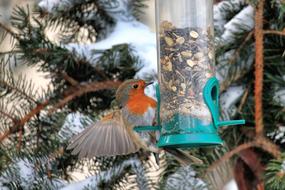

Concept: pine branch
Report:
left=0, top=22, right=17, bottom=38
left=130, top=0, right=148, bottom=20
left=0, top=50, right=22, bottom=55
left=237, top=87, right=250, bottom=113
left=265, top=153, right=285, bottom=190
left=0, top=79, right=38, bottom=104
left=41, top=0, right=114, bottom=42
left=234, top=149, right=265, bottom=190
left=206, top=141, right=256, bottom=174
left=264, top=29, right=285, bottom=36
left=220, top=31, right=254, bottom=92
left=61, top=72, right=79, bottom=86
left=0, top=99, right=50, bottom=143
left=16, top=128, right=23, bottom=151
left=254, top=0, right=265, bottom=136
left=48, top=80, right=121, bottom=114
left=229, top=31, right=254, bottom=65
left=0, top=110, right=18, bottom=124
left=206, top=137, right=281, bottom=174
left=0, top=80, right=121, bottom=144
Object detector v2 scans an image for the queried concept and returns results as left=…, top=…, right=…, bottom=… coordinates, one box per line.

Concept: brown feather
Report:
left=67, top=111, right=140, bottom=158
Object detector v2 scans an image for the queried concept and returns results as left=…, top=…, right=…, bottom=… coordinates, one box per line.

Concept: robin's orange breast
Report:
left=126, top=94, right=157, bottom=115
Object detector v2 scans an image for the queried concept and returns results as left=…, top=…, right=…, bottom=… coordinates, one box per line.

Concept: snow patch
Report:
left=65, top=20, right=157, bottom=78
left=59, top=112, right=93, bottom=141
left=268, top=125, right=285, bottom=143
left=221, top=5, right=254, bottom=44
left=274, top=88, right=285, bottom=107
left=0, top=158, right=66, bottom=189
left=39, top=0, right=136, bottom=21
left=16, top=159, right=35, bottom=182
left=220, top=85, right=245, bottom=119
left=223, top=179, right=238, bottom=190
left=165, top=165, right=207, bottom=190
left=60, top=159, right=141, bottom=190
left=220, top=86, right=245, bottom=110
left=281, top=161, right=285, bottom=172
left=38, top=0, right=67, bottom=12
left=214, top=0, right=247, bottom=34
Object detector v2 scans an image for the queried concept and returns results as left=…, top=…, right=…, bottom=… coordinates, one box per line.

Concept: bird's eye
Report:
left=133, top=84, right=139, bottom=89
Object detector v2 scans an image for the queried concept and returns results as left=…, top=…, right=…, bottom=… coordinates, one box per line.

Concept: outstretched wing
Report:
left=67, top=112, right=139, bottom=158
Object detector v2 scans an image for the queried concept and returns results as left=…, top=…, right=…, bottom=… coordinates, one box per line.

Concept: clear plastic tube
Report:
left=156, top=0, right=215, bottom=136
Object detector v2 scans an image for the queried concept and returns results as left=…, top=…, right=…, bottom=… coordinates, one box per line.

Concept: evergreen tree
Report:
left=0, top=0, right=284, bottom=189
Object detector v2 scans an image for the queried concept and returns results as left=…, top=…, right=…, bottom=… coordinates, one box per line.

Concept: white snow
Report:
left=221, top=5, right=254, bottom=44
left=59, top=112, right=93, bottom=141
left=220, top=85, right=245, bottom=119
left=165, top=165, right=207, bottom=190
left=214, top=0, right=247, bottom=34
left=16, top=159, right=35, bottom=183
left=215, top=50, right=235, bottom=82
left=38, top=0, right=67, bottom=12
left=0, top=159, right=34, bottom=189
left=268, top=125, right=285, bottom=143
left=281, top=161, right=285, bottom=172
left=0, top=158, right=66, bottom=189
left=65, top=20, right=157, bottom=78
left=216, top=49, right=254, bottom=84
left=223, top=179, right=238, bottom=190
left=145, top=81, right=158, bottom=100
left=39, top=0, right=136, bottom=21
left=99, top=0, right=136, bottom=21
left=60, top=159, right=141, bottom=190
left=274, top=88, right=285, bottom=107
left=220, top=86, right=245, bottom=110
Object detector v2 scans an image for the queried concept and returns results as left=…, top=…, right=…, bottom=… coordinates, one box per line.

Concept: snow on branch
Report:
left=0, top=158, right=67, bottom=189
left=39, top=0, right=141, bottom=21
left=221, top=5, right=254, bottom=44
left=164, top=165, right=207, bottom=190
left=220, top=85, right=245, bottom=119
left=268, top=125, right=285, bottom=144
left=60, top=158, right=141, bottom=190
left=214, top=0, right=247, bottom=35
left=65, top=20, right=157, bottom=78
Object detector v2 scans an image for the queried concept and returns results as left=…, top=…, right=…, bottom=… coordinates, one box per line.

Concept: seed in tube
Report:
left=176, top=37, right=185, bottom=44
left=190, top=31, right=199, bottom=39
left=186, top=60, right=197, bottom=67
left=163, top=61, right=173, bottom=71
left=181, top=51, right=192, bottom=58
left=164, top=37, right=174, bottom=46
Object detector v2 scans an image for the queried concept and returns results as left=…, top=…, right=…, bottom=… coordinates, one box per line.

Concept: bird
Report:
left=67, top=79, right=202, bottom=165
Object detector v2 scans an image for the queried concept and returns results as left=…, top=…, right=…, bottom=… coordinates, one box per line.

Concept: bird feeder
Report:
left=134, top=0, right=244, bottom=148
left=155, top=0, right=245, bottom=148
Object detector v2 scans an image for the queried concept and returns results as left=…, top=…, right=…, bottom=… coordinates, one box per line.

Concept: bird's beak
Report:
left=146, top=82, right=153, bottom=87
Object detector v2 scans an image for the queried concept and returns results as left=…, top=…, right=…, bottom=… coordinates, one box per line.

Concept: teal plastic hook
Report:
left=203, top=77, right=245, bottom=128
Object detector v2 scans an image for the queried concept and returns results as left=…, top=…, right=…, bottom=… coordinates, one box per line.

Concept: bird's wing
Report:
left=67, top=111, right=139, bottom=158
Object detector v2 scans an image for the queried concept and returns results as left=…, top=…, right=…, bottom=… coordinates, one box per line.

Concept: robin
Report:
left=67, top=79, right=201, bottom=165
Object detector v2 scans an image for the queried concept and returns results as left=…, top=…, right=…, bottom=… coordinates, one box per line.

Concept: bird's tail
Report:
left=164, top=148, right=203, bottom=166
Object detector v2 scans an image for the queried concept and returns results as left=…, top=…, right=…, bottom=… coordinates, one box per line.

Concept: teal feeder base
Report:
left=157, top=133, right=223, bottom=148
left=156, top=113, right=223, bottom=148
left=133, top=77, right=245, bottom=148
